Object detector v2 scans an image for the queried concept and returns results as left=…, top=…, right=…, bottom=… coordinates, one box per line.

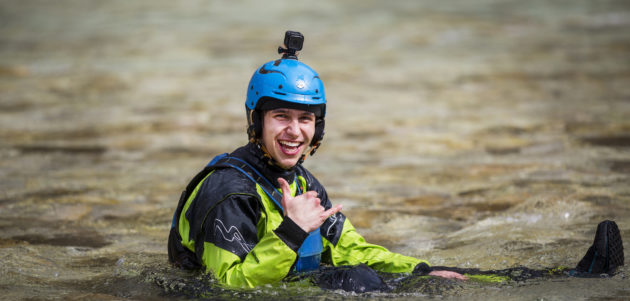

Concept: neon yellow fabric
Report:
left=203, top=232, right=298, bottom=287
left=466, top=274, right=509, bottom=283
left=178, top=171, right=215, bottom=252
left=182, top=173, right=430, bottom=288
left=200, top=179, right=301, bottom=288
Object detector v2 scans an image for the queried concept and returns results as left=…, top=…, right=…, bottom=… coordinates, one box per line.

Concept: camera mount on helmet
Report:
left=277, top=31, right=304, bottom=60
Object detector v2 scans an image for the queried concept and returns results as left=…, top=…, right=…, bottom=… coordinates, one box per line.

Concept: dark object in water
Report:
left=316, top=264, right=388, bottom=293
left=575, top=220, right=624, bottom=274
left=168, top=227, right=201, bottom=270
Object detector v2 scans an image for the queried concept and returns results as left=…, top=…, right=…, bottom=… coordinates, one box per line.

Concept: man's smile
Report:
left=278, top=139, right=304, bottom=156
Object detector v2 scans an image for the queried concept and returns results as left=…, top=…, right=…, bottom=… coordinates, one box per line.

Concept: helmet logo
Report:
left=296, top=80, right=305, bottom=89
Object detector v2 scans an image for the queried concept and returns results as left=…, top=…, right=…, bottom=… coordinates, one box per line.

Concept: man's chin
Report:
left=276, top=157, right=300, bottom=169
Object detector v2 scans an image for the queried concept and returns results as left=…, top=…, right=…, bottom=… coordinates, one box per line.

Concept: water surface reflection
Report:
left=1, top=0, right=629, bottom=299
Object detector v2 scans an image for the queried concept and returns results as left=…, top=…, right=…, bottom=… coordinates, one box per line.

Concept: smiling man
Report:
left=167, top=31, right=465, bottom=291
left=261, top=107, right=316, bottom=169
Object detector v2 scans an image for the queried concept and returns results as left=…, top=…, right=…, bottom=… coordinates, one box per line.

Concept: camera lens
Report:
left=284, top=31, right=304, bottom=51
left=288, top=39, right=300, bottom=49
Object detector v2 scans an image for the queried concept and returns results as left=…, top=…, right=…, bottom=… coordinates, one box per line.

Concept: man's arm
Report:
left=295, top=169, right=423, bottom=273
left=321, top=212, right=467, bottom=280
left=296, top=167, right=466, bottom=279
left=192, top=193, right=308, bottom=288
left=321, top=213, right=425, bottom=273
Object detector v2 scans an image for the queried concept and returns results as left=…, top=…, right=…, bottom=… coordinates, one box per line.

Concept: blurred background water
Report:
left=1, top=0, right=629, bottom=299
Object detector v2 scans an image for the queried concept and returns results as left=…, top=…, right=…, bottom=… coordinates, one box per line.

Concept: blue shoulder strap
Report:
left=207, top=153, right=228, bottom=166
left=207, top=153, right=285, bottom=211
left=207, top=154, right=322, bottom=273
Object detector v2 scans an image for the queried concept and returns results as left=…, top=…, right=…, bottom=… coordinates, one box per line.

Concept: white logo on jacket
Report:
left=326, top=213, right=339, bottom=237
left=214, top=219, right=253, bottom=254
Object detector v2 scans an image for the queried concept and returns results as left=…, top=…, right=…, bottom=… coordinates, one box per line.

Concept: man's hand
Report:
left=429, top=270, right=469, bottom=280
left=278, top=178, right=342, bottom=233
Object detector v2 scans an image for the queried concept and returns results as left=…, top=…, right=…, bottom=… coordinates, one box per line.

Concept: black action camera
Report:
left=278, top=31, right=304, bottom=60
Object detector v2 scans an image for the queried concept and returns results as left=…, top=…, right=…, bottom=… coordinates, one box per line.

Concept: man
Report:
left=168, top=31, right=466, bottom=290
left=168, top=32, right=623, bottom=291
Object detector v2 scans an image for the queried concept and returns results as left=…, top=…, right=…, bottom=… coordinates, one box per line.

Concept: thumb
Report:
left=277, top=178, right=290, bottom=215
left=277, top=177, right=291, bottom=195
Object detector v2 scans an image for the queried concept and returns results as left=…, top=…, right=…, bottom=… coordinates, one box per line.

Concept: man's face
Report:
left=261, top=108, right=316, bottom=169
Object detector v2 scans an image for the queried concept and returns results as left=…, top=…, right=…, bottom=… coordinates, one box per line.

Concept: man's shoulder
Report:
left=185, top=166, right=261, bottom=222
left=199, top=166, right=260, bottom=197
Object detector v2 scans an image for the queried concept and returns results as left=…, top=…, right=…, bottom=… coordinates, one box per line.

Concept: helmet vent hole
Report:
left=278, top=84, right=283, bottom=89
left=312, top=97, right=320, bottom=100
left=315, top=89, right=319, bottom=93
left=250, top=85, right=254, bottom=90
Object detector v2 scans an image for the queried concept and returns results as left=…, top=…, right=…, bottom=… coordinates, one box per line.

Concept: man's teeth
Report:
left=279, top=141, right=300, bottom=147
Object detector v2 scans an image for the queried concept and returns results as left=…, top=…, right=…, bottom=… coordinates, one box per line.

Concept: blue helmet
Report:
left=246, top=58, right=327, bottom=150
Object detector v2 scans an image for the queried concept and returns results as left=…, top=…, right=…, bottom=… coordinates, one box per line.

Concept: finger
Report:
left=277, top=178, right=290, bottom=215
left=304, top=190, right=319, bottom=199
left=297, top=192, right=319, bottom=205
left=457, top=273, right=469, bottom=280
left=450, top=273, right=468, bottom=280
left=321, top=204, right=343, bottom=219
left=430, top=271, right=468, bottom=280
left=277, top=178, right=291, bottom=195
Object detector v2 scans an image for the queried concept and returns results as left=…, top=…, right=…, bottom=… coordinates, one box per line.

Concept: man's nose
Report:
left=285, top=119, right=299, bottom=136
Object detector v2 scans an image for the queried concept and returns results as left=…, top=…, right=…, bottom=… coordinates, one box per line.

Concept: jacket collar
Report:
left=231, top=143, right=297, bottom=187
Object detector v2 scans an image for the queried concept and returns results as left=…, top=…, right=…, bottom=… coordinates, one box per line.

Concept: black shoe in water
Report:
left=575, top=220, right=624, bottom=274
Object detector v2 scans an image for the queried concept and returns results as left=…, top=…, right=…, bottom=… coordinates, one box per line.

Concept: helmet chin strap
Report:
left=258, top=142, right=292, bottom=170
left=257, top=142, right=275, bottom=164
left=294, top=140, right=321, bottom=166
left=308, top=141, right=321, bottom=156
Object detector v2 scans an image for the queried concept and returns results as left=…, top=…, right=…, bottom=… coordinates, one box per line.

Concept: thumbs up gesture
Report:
left=277, top=177, right=343, bottom=233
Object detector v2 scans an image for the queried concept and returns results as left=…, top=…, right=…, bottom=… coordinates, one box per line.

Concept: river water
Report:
left=1, top=0, right=629, bottom=299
